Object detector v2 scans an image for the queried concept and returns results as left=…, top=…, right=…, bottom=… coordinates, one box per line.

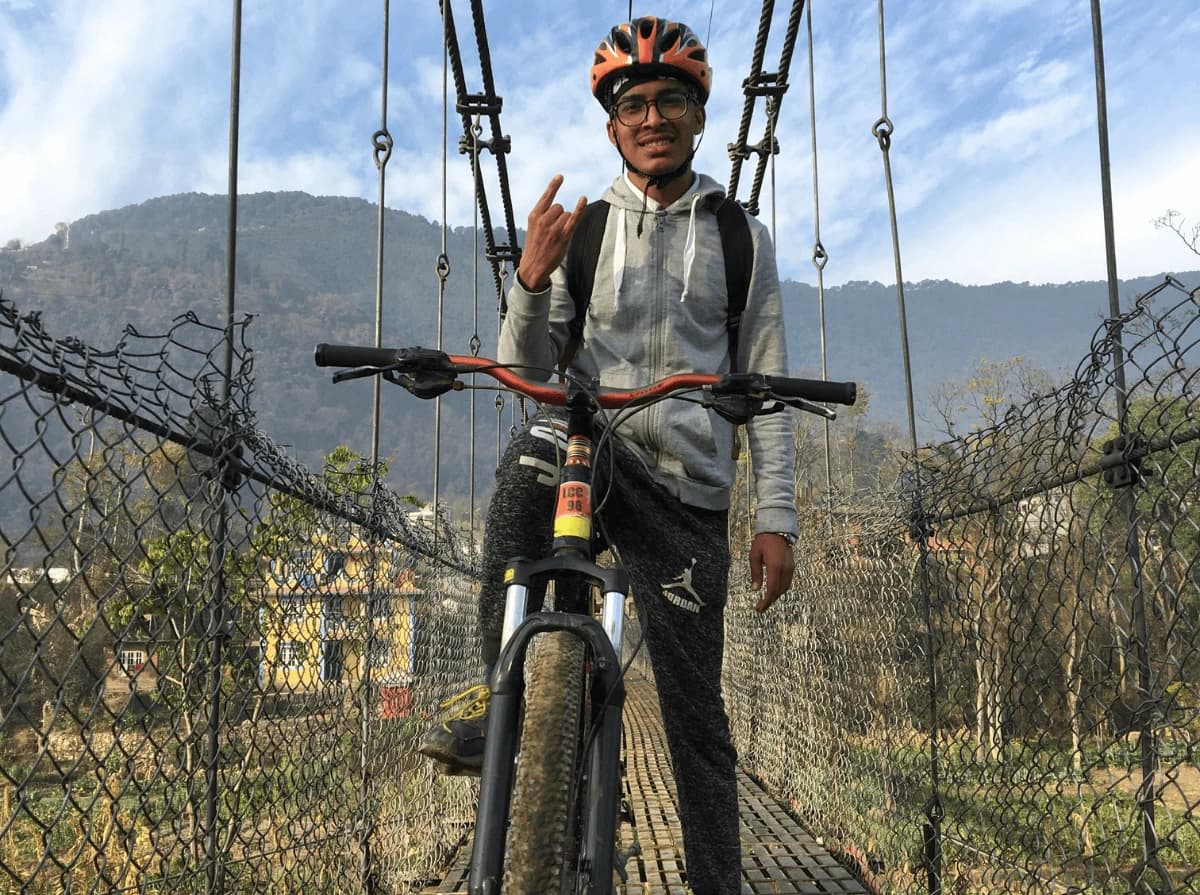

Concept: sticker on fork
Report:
left=553, top=480, right=592, bottom=540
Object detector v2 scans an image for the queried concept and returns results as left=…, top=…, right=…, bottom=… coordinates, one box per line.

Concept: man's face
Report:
left=606, top=78, right=705, bottom=178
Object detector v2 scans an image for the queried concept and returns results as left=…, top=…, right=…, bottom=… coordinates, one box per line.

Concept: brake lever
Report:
left=332, top=365, right=388, bottom=384
left=779, top=396, right=837, bottom=420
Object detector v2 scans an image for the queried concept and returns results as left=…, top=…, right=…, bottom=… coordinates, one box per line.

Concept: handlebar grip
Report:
left=314, top=343, right=402, bottom=368
left=766, top=375, right=857, bottom=406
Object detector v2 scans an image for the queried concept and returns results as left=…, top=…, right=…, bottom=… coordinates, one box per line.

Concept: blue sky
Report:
left=1, top=0, right=1196, bottom=286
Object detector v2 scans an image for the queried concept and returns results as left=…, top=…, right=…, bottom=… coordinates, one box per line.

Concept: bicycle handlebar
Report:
left=314, top=343, right=857, bottom=410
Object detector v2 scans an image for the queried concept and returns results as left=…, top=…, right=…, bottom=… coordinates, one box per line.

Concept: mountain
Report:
left=2, top=191, right=1195, bottom=501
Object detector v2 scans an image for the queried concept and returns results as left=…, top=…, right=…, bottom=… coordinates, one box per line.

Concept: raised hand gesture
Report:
left=516, top=174, right=587, bottom=292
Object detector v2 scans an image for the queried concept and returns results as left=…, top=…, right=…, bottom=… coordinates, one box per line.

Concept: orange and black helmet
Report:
left=590, top=17, right=711, bottom=109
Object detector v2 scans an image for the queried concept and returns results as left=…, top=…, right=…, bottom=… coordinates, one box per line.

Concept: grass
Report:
left=0, top=710, right=474, bottom=894
left=816, top=729, right=1199, bottom=894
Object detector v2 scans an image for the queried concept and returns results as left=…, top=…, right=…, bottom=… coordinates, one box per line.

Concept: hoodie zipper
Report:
left=646, top=209, right=671, bottom=459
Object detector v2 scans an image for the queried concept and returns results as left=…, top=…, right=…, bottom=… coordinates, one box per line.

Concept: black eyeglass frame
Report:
left=609, top=89, right=695, bottom=127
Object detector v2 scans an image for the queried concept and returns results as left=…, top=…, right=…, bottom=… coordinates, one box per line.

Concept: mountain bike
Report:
left=314, top=342, right=856, bottom=895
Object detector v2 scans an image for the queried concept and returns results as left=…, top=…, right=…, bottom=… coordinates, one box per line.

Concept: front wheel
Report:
left=502, top=630, right=588, bottom=895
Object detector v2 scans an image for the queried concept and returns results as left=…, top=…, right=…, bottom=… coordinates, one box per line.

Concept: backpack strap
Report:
left=559, top=200, right=611, bottom=373
left=714, top=197, right=753, bottom=373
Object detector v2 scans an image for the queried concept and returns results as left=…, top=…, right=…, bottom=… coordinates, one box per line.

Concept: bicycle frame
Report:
left=469, top=381, right=630, bottom=895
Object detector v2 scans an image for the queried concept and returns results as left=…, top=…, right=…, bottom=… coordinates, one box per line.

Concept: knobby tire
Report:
left=502, top=631, right=588, bottom=895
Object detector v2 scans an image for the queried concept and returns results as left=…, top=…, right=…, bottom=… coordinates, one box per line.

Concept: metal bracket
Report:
left=1101, top=433, right=1148, bottom=489
left=455, top=93, right=502, bottom=116
left=457, top=131, right=511, bottom=157
left=908, top=510, right=934, bottom=543
left=727, top=135, right=780, bottom=162
left=486, top=244, right=520, bottom=266
left=741, top=72, right=789, bottom=98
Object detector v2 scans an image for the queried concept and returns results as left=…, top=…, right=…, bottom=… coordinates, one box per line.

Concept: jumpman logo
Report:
left=661, top=558, right=704, bottom=613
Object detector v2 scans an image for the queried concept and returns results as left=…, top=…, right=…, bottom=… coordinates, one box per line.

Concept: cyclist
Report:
left=420, top=16, right=797, bottom=894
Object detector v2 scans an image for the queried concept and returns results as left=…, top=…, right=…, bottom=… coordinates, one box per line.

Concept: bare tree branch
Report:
left=1153, top=209, right=1200, bottom=257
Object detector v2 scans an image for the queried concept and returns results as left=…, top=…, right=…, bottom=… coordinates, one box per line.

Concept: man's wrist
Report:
left=516, top=269, right=550, bottom=293
left=762, top=531, right=797, bottom=546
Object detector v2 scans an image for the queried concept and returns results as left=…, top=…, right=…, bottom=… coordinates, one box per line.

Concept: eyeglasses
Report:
left=611, top=89, right=693, bottom=127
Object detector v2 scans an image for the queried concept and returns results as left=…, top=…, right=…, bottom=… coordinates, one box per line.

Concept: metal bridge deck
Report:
left=423, top=673, right=868, bottom=895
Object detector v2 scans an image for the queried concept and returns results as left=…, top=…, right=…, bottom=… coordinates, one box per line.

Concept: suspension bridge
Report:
left=1, top=1, right=1197, bottom=894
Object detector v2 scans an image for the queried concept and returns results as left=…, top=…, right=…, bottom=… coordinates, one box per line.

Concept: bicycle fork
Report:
left=469, top=559, right=630, bottom=895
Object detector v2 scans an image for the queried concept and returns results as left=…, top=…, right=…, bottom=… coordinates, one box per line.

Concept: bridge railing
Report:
left=0, top=296, right=481, bottom=894
left=3, top=278, right=1199, bottom=894
left=726, top=276, right=1200, bottom=893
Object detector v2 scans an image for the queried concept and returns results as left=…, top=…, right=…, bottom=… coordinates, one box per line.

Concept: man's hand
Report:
left=749, top=532, right=795, bottom=613
left=515, top=174, right=587, bottom=292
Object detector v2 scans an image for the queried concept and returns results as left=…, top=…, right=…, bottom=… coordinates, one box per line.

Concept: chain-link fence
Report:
left=5, top=277, right=1200, bottom=895
left=0, top=296, right=482, bottom=894
left=727, top=276, right=1200, bottom=893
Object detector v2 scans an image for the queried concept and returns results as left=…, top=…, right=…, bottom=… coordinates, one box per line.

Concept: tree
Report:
left=915, top=356, right=1092, bottom=762
left=926, top=356, right=1057, bottom=442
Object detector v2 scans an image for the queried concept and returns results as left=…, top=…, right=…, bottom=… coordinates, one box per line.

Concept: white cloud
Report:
left=0, top=1, right=224, bottom=240
left=0, top=0, right=1195, bottom=291
left=236, top=153, right=368, bottom=200
left=837, top=130, right=1200, bottom=287
left=954, top=93, right=1089, bottom=164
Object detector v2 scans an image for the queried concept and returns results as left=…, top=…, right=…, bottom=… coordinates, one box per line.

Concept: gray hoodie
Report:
left=500, top=172, right=798, bottom=538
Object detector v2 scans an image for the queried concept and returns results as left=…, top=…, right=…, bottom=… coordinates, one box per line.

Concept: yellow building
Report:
left=260, top=533, right=423, bottom=714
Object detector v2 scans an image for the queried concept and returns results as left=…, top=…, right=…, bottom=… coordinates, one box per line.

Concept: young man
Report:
left=421, top=17, right=797, bottom=894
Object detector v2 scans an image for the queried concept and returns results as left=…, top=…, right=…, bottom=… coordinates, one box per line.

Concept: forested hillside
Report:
left=2, top=191, right=1193, bottom=500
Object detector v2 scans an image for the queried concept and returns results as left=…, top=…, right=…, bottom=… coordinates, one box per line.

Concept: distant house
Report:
left=3, top=566, right=71, bottom=587
left=259, top=532, right=424, bottom=716
left=103, top=614, right=168, bottom=706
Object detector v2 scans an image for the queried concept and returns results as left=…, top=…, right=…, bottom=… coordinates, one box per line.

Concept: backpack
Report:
left=558, top=197, right=753, bottom=373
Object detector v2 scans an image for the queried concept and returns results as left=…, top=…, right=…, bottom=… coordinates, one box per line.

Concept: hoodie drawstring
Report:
left=635, top=179, right=651, bottom=238
left=612, top=209, right=627, bottom=310
left=679, top=191, right=702, bottom=303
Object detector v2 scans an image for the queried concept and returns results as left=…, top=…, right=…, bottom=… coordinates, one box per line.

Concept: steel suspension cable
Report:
left=468, top=0, right=520, bottom=264
left=361, top=3, right=395, bottom=890
left=871, top=1, right=942, bottom=892
left=804, top=0, right=834, bottom=527
left=208, top=4, right=244, bottom=891
left=440, top=1, right=521, bottom=305
left=727, top=0, right=773, bottom=204
left=439, top=0, right=523, bottom=523
left=434, top=1, right=452, bottom=542
left=469, top=114, right=484, bottom=542
left=1088, top=0, right=1159, bottom=882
